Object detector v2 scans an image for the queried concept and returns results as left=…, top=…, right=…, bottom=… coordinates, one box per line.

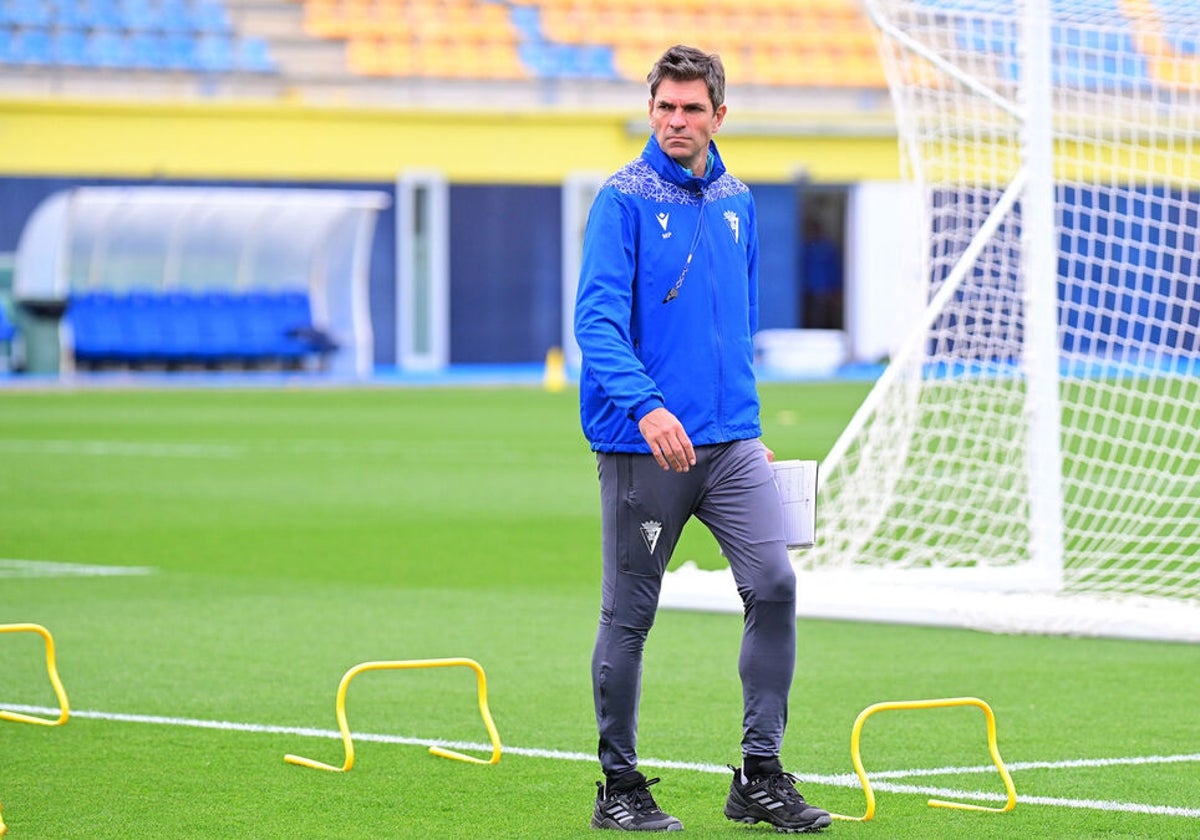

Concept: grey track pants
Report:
left=591, top=437, right=797, bottom=778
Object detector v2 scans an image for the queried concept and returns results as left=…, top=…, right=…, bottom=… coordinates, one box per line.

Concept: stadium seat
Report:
left=4, top=26, right=52, bottom=65
left=123, top=289, right=169, bottom=364
left=161, top=30, right=198, bottom=69
left=158, top=0, right=197, bottom=33
left=51, top=28, right=90, bottom=66
left=87, top=28, right=129, bottom=68
left=0, top=301, right=17, bottom=344
left=128, top=30, right=171, bottom=69
left=122, top=0, right=164, bottom=29
left=1, top=0, right=51, bottom=28
left=67, top=290, right=126, bottom=365
left=159, top=290, right=206, bottom=363
left=65, top=0, right=123, bottom=29
left=195, top=290, right=243, bottom=362
left=194, top=32, right=235, bottom=72
left=237, top=35, right=275, bottom=73
left=191, top=0, right=231, bottom=34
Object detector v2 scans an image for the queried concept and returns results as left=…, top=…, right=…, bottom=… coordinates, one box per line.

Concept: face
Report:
left=649, top=77, right=727, bottom=176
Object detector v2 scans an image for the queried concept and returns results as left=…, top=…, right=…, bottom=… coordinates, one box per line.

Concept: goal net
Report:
left=662, top=0, right=1200, bottom=641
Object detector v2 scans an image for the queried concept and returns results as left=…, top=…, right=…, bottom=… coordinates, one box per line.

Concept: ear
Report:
left=713, top=103, right=728, bottom=132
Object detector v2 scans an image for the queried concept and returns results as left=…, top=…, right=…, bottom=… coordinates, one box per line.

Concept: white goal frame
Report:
left=662, top=0, right=1200, bottom=642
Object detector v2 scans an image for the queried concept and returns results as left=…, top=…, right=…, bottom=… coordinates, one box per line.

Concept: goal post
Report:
left=661, top=0, right=1200, bottom=641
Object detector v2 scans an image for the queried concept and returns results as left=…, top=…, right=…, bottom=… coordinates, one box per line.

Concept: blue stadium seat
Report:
left=508, top=5, right=540, bottom=39
left=159, top=291, right=206, bottom=363
left=192, top=0, right=231, bottom=34
left=7, top=26, right=52, bottom=64
left=0, top=301, right=17, bottom=343
left=80, top=0, right=124, bottom=29
left=158, top=0, right=197, bottom=33
left=55, top=2, right=91, bottom=29
left=124, top=289, right=169, bottom=364
left=194, top=32, right=234, bottom=72
left=237, top=35, right=274, bottom=73
left=68, top=290, right=126, bottom=364
left=128, top=30, right=170, bottom=69
left=161, top=30, right=197, bottom=69
left=2, top=0, right=52, bottom=27
left=576, top=44, right=616, bottom=80
left=119, top=0, right=161, bottom=30
left=87, top=28, right=128, bottom=67
left=52, top=27, right=90, bottom=66
left=196, top=290, right=242, bottom=362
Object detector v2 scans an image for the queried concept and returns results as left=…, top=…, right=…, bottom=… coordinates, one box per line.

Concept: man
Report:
left=574, top=44, right=832, bottom=834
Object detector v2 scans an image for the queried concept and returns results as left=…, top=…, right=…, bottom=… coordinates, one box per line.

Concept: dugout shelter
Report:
left=13, top=186, right=389, bottom=376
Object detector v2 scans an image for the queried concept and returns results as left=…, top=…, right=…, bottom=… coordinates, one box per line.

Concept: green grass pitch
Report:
left=1, top=382, right=1197, bottom=838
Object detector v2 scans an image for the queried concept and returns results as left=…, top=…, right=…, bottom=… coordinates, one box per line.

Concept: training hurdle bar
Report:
left=0, top=623, right=70, bottom=727
left=831, top=696, right=1017, bottom=822
left=285, top=657, right=501, bottom=772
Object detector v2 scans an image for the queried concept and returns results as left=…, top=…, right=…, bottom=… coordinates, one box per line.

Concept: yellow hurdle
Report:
left=285, top=657, right=502, bottom=772
left=831, top=696, right=1017, bottom=822
left=0, top=801, right=7, bottom=836
left=0, top=623, right=70, bottom=727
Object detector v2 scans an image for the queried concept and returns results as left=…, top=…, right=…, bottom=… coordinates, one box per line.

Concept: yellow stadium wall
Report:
left=0, top=99, right=901, bottom=184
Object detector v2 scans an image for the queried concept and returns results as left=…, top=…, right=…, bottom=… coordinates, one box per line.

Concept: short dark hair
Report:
left=647, top=44, right=726, bottom=110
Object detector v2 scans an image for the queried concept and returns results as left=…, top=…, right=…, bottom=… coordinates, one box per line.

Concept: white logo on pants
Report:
left=640, top=520, right=662, bottom=555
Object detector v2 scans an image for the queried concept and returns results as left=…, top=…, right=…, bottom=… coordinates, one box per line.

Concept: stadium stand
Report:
left=0, top=0, right=276, bottom=74
left=920, top=0, right=1199, bottom=93
left=0, top=0, right=1194, bottom=104
left=0, top=0, right=888, bottom=90
left=305, top=0, right=887, bottom=87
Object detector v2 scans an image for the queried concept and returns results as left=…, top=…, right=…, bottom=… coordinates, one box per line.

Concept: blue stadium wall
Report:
left=0, top=100, right=901, bottom=367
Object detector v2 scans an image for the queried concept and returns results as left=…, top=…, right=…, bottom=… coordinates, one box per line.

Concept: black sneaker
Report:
left=591, top=772, right=684, bottom=831
left=724, top=762, right=832, bottom=833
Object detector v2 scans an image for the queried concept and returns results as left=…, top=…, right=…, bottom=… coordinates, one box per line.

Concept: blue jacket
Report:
left=575, top=136, right=762, bottom=453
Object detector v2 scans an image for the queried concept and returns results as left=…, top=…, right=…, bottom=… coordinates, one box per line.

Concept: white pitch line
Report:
left=0, top=559, right=155, bottom=578
left=867, top=752, right=1200, bottom=779
left=4, top=704, right=1198, bottom=819
left=0, top=440, right=244, bottom=458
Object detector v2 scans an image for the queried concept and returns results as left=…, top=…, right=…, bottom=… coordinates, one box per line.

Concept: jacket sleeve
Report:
left=573, top=187, right=665, bottom=422
left=747, top=196, right=760, bottom=335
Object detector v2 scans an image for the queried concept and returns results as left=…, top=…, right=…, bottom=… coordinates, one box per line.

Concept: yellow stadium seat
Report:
left=347, top=36, right=400, bottom=76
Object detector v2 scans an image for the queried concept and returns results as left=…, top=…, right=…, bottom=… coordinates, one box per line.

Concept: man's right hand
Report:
left=638, top=407, right=696, bottom=473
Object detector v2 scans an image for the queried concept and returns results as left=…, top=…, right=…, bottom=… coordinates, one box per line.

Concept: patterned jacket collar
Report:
left=641, top=136, right=727, bottom=192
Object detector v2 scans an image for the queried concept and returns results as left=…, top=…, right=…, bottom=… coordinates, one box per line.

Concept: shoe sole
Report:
left=591, top=815, right=684, bottom=832
left=725, top=809, right=833, bottom=833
